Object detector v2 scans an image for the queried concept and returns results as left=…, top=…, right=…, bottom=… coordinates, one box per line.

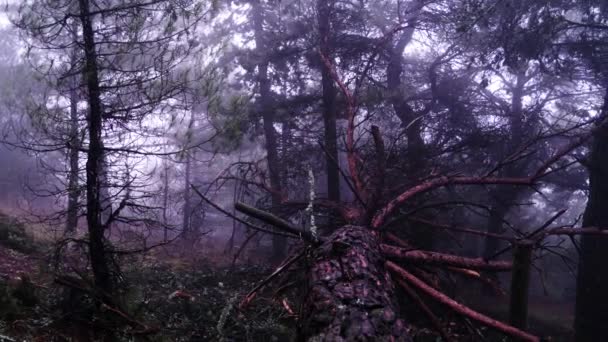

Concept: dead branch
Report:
left=486, top=209, right=565, bottom=261
left=100, top=303, right=159, bottom=334
left=385, top=232, right=413, bottom=248
left=191, top=186, right=298, bottom=239
left=318, top=140, right=366, bottom=209
left=231, top=231, right=258, bottom=268
left=381, top=244, right=512, bottom=271
left=240, top=249, right=306, bottom=308
left=407, top=217, right=515, bottom=241
left=372, top=127, right=593, bottom=229
left=55, top=275, right=158, bottom=334
left=235, top=201, right=318, bottom=243
left=386, top=261, right=539, bottom=342
left=396, top=278, right=454, bottom=342
left=372, top=176, right=534, bottom=229
left=445, top=267, right=506, bottom=296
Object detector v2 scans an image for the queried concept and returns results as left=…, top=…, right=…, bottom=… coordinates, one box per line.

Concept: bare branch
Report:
left=386, top=261, right=539, bottom=342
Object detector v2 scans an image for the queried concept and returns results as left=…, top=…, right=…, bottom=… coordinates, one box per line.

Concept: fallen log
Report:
left=300, top=225, right=411, bottom=341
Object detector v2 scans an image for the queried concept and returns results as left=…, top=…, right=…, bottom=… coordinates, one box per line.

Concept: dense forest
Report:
left=0, top=0, right=607, bottom=341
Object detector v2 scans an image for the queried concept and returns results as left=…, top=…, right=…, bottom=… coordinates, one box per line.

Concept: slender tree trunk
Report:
left=77, top=0, right=112, bottom=295
left=387, top=29, right=425, bottom=177
left=252, top=0, right=285, bottom=262
left=317, top=0, right=340, bottom=203
left=574, top=89, right=608, bottom=342
left=225, top=180, right=240, bottom=254
left=483, top=71, right=526, bottom=292
left=483, top=72, right=526, bottom=246
left=281, top=120, right=291, bottom=193
left=482, top=200, right=510, bottom=258
left=65, top=79, right=80, bottom=234
left=386, top=28, right=436, bottom=250
left=182, top=153, right=192, bottom=239
left=162, top=159, right=169, bottom=242
left=99, top=153, right=112, bottom=234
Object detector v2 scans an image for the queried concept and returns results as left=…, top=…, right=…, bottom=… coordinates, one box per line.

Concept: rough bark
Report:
left=318, top=0, right=340, bottom=203
left=574, top=90, right=608, bottom=342
left=300, top=225, right=410, bottom=341
left=252, top=0, right=285, bottom=262
left=78, top=0, right=113, bottom=294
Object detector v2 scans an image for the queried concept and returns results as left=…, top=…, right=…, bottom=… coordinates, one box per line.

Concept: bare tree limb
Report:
left=191, top=186, right=298, bottom=239
left=235, top=201, right=319, bottom=243
left=382, top=244, right=512, bottom=271
left=386, top=261, right=539, bottom=342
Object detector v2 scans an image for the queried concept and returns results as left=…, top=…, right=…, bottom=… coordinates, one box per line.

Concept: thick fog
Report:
left=0, top=1, right=607, bottom=341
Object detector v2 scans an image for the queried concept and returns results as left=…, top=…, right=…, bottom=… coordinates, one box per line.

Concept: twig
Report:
left=372, top=123, right=596, bottom=229
left=372, top=175, right=535, bottom=229
left=191, top=186, right=298, bottom=239
left=486, top=209, right=566, bottom=261
left=406, top=217, right=515, bottom=242
left=240, top=249, right=306, bottom=308
left=231, top=231, right=258, bottom=268
left=318, top=140, right=366, bottom=208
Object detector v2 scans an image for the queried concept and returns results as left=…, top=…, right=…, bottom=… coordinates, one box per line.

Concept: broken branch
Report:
left=382, top=244, right=512, bottom=271
left=235, top=201, right=319, bottom=243
left=386, top=261, right=539, bottom=342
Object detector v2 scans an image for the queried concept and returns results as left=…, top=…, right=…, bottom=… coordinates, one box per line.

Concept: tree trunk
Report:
left=182, top=153, right=192, bottom=239
left=252, top=0, right=285, bottom=262
left=300, top=225, right=410, bottom=341
left=574, top=90, right=608, bottom=342
left=482, top=201, right=510, bottom=259
left=387, top=29, right=425, bottom=177
left=99, top=152, right=112, bottom=233
left=65, top=78, right=80, bottom=234
left=78, top=0, right=113, bottom=295
left=317, top=0, right=340, bottom=203
left=483, top=71, right=527, bottom=288
left=162, top=159, right=169, bottom=242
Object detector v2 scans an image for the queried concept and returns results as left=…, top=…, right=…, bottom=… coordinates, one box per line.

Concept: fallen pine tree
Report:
left=230, top=201, right=538, bottom=342
left=189, top=56, right=606, bottom=341
left=192, top=122, right=598, bottom=341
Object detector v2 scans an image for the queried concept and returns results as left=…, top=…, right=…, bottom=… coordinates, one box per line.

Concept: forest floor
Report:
left=463, top=291, right=573, bottom=341
left=0, top=214, right=574, bottom=342
left=0, top=245, right=297, bottom=341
